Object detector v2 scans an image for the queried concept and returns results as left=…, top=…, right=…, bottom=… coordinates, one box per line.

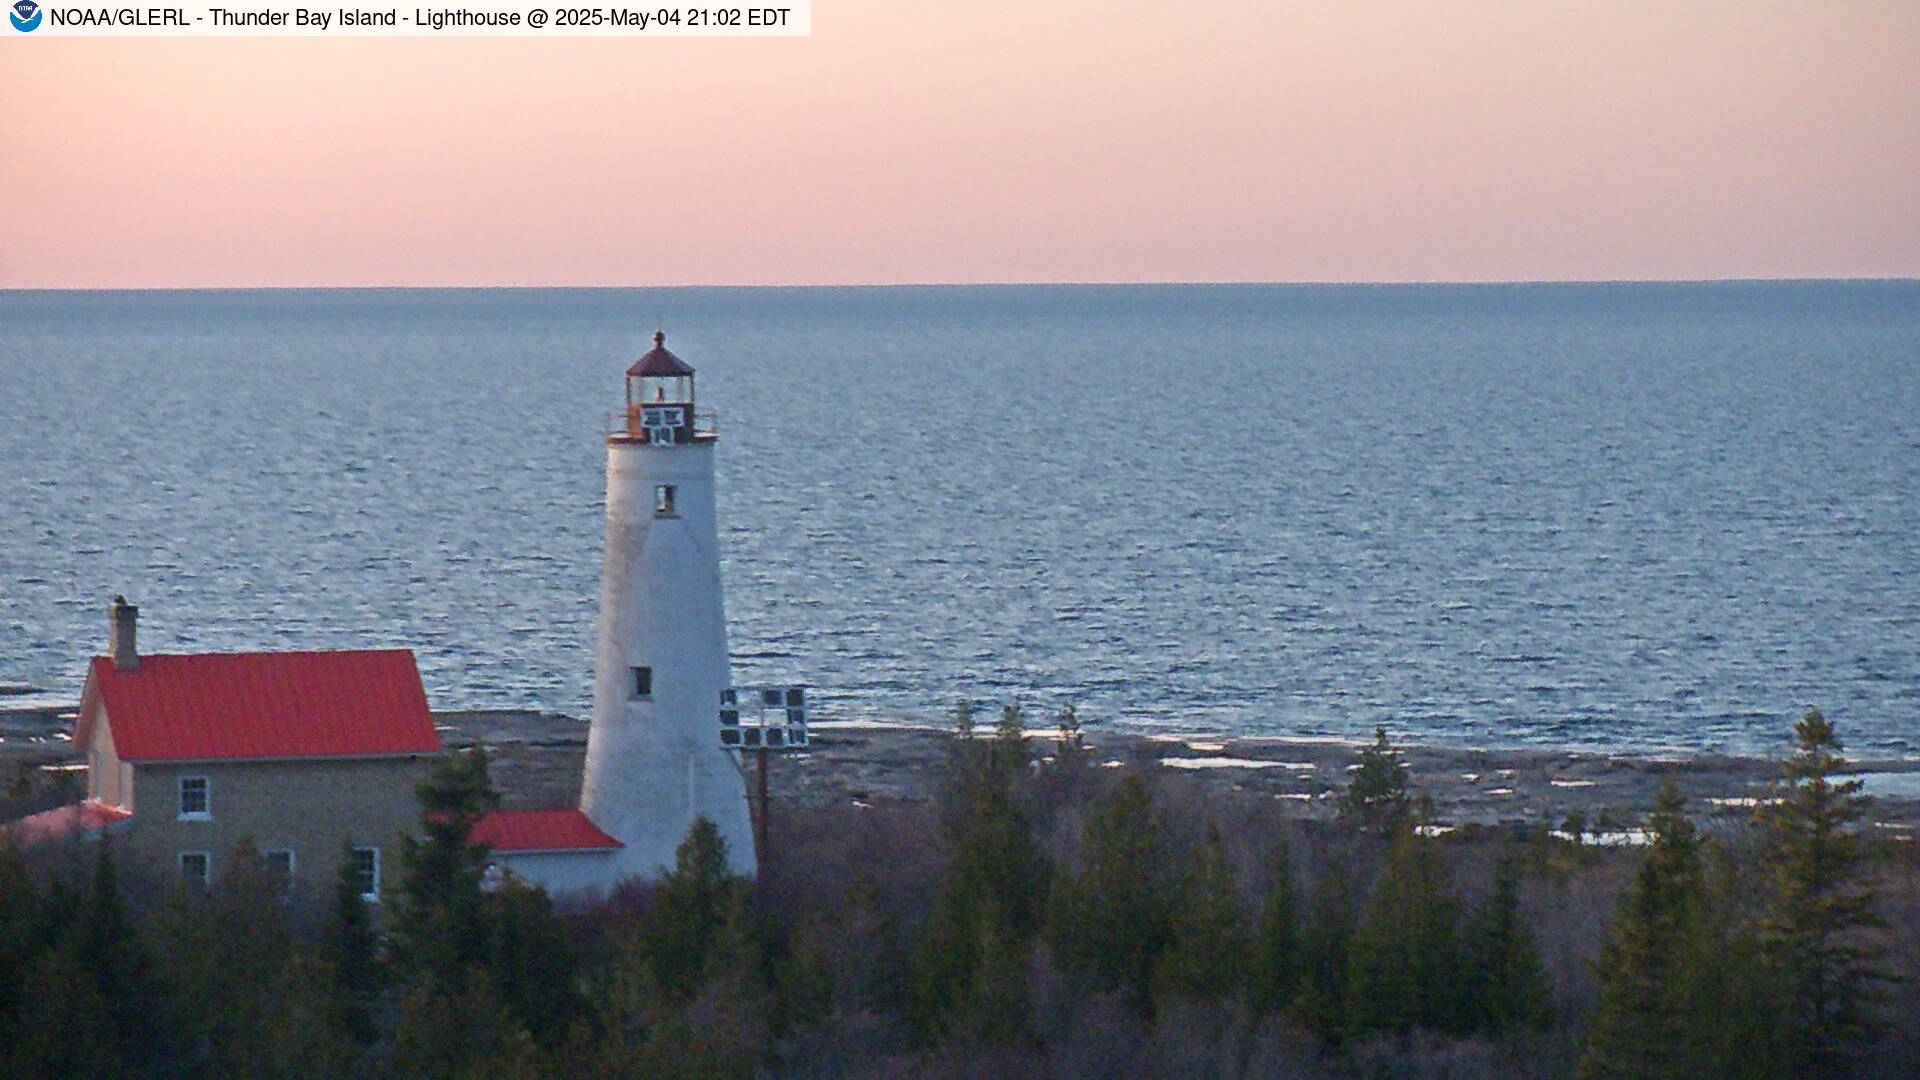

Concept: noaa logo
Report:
left=10, top=0, right=42, bottom=30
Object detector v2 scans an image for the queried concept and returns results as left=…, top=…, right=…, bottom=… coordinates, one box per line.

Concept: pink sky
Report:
left=3, top=1, right=1917, bottom=287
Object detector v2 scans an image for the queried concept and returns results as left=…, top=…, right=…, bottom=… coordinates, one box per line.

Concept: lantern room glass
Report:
left=628, top=373, right=695, bottom=407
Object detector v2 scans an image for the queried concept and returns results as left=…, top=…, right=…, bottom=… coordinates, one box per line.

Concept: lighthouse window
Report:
left=632, top=666, right=653, bottom=698
left=654, top=485, right=677, bottom=516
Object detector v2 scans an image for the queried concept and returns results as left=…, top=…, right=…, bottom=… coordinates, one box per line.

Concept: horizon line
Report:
left=3, top=275, right=1917, bottom=294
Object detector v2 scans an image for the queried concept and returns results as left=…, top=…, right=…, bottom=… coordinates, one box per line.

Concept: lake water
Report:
left=2, top=283, right=1916, bottom=755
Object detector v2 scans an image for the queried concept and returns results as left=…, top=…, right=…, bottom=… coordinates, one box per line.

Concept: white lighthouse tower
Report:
left=578, top=332, right=756, bottom=880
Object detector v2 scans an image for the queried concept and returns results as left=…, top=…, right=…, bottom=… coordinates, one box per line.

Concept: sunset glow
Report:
left=3, top=0, right=1916, bottom=287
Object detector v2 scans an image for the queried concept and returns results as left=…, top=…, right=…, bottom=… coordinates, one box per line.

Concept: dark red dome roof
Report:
left=626, top=331, right=694, bottom=377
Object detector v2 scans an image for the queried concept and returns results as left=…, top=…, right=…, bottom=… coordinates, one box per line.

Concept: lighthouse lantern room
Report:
left=621, top=331, right=708, bottom=446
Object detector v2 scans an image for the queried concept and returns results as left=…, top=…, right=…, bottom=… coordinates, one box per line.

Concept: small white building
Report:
left=471, top=808, right=623, bottom=892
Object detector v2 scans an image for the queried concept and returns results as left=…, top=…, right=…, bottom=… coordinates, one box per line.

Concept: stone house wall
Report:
left=120, top=753, right=441, bottom=908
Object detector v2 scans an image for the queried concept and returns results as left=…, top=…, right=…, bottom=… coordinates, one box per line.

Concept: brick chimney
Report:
left=109, top=595, right=139, bottom=671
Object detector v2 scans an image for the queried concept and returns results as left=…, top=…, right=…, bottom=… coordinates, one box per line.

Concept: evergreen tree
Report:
left=1460, top=855, right=1552, bottom=1034
left=1757, top=708, right=1889, bottom=1078
left=1252, top=832, right=1301, bottom=1015
left=1677, top=847, right=1784, bottom=1080
left=1341, top=726, right=1411, bottom=834
left=384, top=968, right=545, bottom=1080
left=72, top=839, right=169, bottom=1075
left=150, top=838, right=315, bottom=1079
left=6, top=942, right=125, bottom=1080
left=1152, top=822, right=1252, bottom=1005
left=323, top=840, right=385, bottom=1049
left=952, top=699, right=977, bottom=741
left=1345, top=828, right=1466, bottom=1036
left=586, top=886, right=770, bottom=1080
left=1578, top=782, right=1704, bottom=1080
left=0, top=840, right=44, bottom=1038
left=996, top=702, right=1027, bottom=747
left=1294, top=869, right=1357, bottom=1041
left=485, top=878, right=584, bottom=1051
left=911, top=698, right=1046, bottom=1040
left=389, top=745, right=500, bottom=989
left=1046, top=775, right=1175, bottom=1016
left=642, top=816, right=748, bottom=1001
left=1055, top=703, right=1087, bottom=769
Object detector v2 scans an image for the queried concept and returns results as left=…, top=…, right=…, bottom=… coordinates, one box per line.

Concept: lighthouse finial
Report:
left=654, top=329, right=666, bottom=348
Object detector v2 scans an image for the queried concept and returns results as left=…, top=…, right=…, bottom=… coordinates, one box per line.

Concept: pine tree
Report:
left=6, top=942, right=125, bottom=1080
left=1345, top=828, right=1466, bottom=1036
left=384, top=968, right=544, bottom=1080
left=1046, top=775, right=1175, bottom=1016
left=149, top=837, right=311, bottom=1079
left=962, top=910, right=1034, bottom=1045
left=1055, top=703, right=1087, bottom=770
left=389, top=745, right=500, bottom=989
left=1578, top=782, right=1703, bottom=1080
left=996, top=702, right=1027, bottom=746
left=1294, top=869, right=1357, bottom=1041
left=323, top=840, right=385, bottom=1049
left=0, top=840, right=43, bottom=1037
left=1461, top=855, right=1552, bottom=1034
left=1341, top=726, right=1411, bottom=835
left=588, top=886, right=771, bottom=1080
left=72, top=839, right=169, bottom=1074
left=1757, top=708, right=1889, bottom=1078
left=911, top=700, right=1045, bottom=1041
left=485, top=878, right=583, bottom=1051
left=1676, top=847, right=1784, bottom=1080
left=643, top=816, right=748, bottom=1001
left=1252, top=832, right=1301, bottom=1015
left=1152, top=822, right=1252, bottom=1005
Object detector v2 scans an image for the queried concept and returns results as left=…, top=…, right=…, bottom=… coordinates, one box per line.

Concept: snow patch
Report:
left=1163, top=757, right=1290, bottom=771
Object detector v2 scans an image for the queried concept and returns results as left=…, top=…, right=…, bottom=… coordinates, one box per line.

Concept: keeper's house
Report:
left=6, top=597, right=442, bottom=904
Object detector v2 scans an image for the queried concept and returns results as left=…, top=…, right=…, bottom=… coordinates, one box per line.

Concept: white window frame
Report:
left=177, top=775, right=211, bottom=820
left=263, top=848, right=296, bottom=899
left=179, top=850, right=211, bottom=889
left=351, top=846, right=381, bottom=902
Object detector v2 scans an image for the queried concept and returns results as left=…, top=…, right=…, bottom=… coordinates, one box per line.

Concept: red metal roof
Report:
left=625, top=331, right=695, bottom=378
left=78, top=650, right=442, bottom=762
left=3, top=800, right=133, bottom=846
left=472, top=809, right=622, bottom=852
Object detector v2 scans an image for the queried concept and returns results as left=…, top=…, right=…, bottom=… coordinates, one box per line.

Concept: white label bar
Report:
left=4, top=0, right=809, bottom=35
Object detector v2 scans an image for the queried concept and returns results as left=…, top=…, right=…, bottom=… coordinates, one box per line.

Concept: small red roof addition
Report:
left=472, top=809, right=623, bottom=852
left=2, top=800, right=132, bottom=846
left=626, top=331, right=695, bottom=378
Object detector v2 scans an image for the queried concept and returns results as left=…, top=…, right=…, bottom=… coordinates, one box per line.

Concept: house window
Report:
left=179, top=851, right=210, bottom=889
left=654, top=484, right=676, bottom=515
left=352, top=847, right=380, bottom=902
left=632, top=666, right=652, bottom=699
left=178, top=776, right=211, bottom=819
left=263, top=849, right=295, bottom=899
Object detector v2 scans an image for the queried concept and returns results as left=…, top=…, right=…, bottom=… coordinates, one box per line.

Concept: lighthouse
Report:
left=578, top=332, right=756, bottom=879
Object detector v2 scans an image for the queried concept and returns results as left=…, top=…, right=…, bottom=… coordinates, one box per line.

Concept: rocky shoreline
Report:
left=9, top=698, right=1919, bottom=836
